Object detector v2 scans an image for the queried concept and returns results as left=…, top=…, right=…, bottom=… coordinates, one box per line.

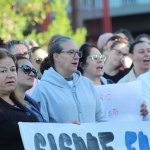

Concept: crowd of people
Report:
left=0, top=28, right=150, bottom=149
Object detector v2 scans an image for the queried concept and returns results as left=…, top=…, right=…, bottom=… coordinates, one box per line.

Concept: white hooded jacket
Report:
left=32, top=67, right=108, bottom=123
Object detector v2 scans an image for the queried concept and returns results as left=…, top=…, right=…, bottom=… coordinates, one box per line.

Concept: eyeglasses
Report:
left=113, top=49, right=128, bottom=57
left=14, top=51, right=32, bottom=57
left=34, top=58, right=43, bottom=64
left=89, top=55, right=106, bottom=61
left=18, top=64, right=38, bottom=78
left=61, top=50, right=82, bottom=58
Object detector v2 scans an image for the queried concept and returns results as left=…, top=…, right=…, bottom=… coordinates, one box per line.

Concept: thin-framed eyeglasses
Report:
left=61, top=50, right=82, bottom=58
left=113, top=49, right=128, bottom=57
left=18, top=64, right=38, bottom=78
left=34, top=58, right=43, bottom=64
left=14, top=51, right=32, bottom=57
left=88, top=55, right=106, bottom=61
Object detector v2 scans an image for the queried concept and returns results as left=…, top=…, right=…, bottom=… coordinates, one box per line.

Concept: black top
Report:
left=103, top=69, right=130, bottom=83
left=0, top=96, right=40, bottom=150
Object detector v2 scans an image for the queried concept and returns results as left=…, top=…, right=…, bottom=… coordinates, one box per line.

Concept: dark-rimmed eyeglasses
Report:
left=34, top=58, right=43, bottom=64
left=89, top=55, right=106, bottom=61
left=61, top=50, right=82, bottom=58
left=14, top=51, right=32, bottom=57
left=18, top=64, right=38, bottom=78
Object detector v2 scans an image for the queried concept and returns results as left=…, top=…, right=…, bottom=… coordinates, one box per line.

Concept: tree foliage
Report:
left=0, top=0, right=87, bottom=47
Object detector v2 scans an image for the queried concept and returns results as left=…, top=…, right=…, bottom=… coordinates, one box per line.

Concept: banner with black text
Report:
left=19, top=121, right=150, bottom=150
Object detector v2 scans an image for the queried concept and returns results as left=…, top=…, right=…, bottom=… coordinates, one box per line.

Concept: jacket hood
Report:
left=41, top=67, right=81, bottom=88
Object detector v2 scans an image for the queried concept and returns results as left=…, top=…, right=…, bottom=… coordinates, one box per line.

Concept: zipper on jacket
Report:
left=72, top=86, right=83, bottom=122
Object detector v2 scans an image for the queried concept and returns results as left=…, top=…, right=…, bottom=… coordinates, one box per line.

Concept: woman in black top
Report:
left=0, top=49, right=40, bottom=150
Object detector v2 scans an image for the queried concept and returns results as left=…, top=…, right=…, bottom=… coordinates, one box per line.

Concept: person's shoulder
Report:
left=100, top=76, right=114, bottom=84
left=118, top=70, right=130, bottom=83
left=118, top=69, right=134, bottom=83
left=25, top=94, right=40, bottom=109
left=40, top=67, right=56, bottom=81
left=25, top=94, right=37, bottom=103
left=138, top=71, right=150, bottom=80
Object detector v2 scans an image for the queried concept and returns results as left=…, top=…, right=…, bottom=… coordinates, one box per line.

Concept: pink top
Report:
left=26, top=78, right=40, bottom=96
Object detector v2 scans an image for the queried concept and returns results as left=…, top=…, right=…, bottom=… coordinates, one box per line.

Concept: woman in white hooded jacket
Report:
left=32, top=35, right=108, bottom=123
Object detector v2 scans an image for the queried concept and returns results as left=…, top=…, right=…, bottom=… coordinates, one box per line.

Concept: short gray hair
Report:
left=48, top=35, right=73, bottom=67
left=7, top=39, right=30, bottom=52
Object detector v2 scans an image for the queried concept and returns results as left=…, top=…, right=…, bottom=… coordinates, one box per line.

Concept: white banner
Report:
left=95, top=81, right=143, bottom=121
left=19, top=122, right=150, bottom=150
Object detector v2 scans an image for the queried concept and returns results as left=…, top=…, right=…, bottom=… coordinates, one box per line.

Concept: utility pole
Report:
left=102, top=0, right=112, bottom=32
left=71, top=0, right=82, bottom=31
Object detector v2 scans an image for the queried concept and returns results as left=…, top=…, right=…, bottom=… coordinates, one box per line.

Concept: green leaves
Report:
left=0, top=0, right=87, bottom=47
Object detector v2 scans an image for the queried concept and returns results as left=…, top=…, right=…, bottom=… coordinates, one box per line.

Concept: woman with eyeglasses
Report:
left=6, top=39, right=32, bottom=60
left=6, top=39, right=40, bottom=97
left=78, top=43, right=148, bottom=120
left=16, top=55, right=45, bottom=122
left=32, top=35, right=108, bottom=123
left=103, top=39, right=131, bottom=83
left=78, top=43, right=113, bottom=85
left=0, top=49, right=41, bottom=150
